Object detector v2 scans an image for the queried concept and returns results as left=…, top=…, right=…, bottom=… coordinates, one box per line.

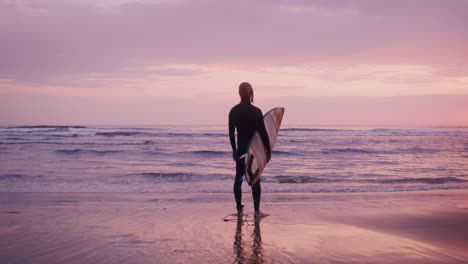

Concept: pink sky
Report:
left=1, top=0, right=467, bottom=126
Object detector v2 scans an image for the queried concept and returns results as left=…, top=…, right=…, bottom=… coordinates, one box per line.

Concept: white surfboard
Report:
left=244, top=107, right=285, bottom=185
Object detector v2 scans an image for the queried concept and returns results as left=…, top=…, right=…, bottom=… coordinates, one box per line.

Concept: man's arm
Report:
left=228, top=110, right=237, bottom=161
left=256, top=110, right=271, bottom=162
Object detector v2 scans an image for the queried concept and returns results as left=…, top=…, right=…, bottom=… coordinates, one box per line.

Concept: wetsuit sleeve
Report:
left=257, top=110, right=271, bottom=153
left=228, top=109, right=236, bottom=151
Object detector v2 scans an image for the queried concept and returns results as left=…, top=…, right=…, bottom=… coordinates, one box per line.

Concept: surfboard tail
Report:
left=246, top=154, right=260, bottom=186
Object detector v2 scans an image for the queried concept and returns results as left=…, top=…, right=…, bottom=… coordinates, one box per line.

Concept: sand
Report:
left=1, top=190, right=467, bottom=264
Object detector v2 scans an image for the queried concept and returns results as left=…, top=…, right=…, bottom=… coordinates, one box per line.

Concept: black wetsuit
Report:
left=229, top=102, right=271, bottom=212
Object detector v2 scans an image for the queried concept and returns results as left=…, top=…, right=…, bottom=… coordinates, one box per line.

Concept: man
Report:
left=229, top=82, right=271, bottom=214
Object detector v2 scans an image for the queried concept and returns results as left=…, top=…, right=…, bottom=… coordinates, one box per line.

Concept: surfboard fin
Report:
left=247, top=154, right=260, bottom=186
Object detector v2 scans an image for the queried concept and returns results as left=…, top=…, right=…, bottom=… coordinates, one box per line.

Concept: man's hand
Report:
left=232, top=149, right=237, bottom=161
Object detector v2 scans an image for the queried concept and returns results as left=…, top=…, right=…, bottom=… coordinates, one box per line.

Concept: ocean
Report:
left=1, top=125, right=467, bottom=193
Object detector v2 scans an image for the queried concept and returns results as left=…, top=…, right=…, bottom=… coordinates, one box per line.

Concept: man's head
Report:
left=239, top=82, right=254, bottom=104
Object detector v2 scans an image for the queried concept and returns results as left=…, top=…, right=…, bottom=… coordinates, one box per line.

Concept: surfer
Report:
left=229, top=82, right=271, bottom=214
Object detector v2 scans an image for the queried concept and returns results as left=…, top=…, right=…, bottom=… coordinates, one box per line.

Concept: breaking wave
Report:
left=55, top=149, right=121, bottom=156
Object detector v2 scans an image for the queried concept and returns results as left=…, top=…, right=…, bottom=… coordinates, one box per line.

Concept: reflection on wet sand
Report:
left=2, top=192, right=467, bottom=263
left=233, top=214, right=265, bottom=264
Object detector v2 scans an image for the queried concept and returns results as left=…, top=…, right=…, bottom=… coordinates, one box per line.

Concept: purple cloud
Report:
left=0, top=0, right=467, bottom=84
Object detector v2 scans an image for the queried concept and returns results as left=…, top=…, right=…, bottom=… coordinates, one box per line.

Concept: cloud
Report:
left=145, top=64, right=206, bottom=76
left=0, top=0, right=467, bottom=86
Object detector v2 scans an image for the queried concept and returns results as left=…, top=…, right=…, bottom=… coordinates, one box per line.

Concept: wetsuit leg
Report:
left=252, top=180, right=261, bottom=212
left=234, top=159, right=244, bottom=210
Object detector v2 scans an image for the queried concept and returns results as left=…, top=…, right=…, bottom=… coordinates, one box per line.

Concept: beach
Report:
left=1, top=190, right=467, bottom=263
left=2, top=0, right=468, bottom=262
left=1, top=126, right=467, bottom=263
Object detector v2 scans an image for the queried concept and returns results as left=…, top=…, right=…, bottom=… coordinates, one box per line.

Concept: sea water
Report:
left=1, top=126, right=467, bottom=193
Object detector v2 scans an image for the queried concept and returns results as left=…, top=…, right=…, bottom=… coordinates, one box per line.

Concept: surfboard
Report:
left=244, top=107, right=285, bottom=186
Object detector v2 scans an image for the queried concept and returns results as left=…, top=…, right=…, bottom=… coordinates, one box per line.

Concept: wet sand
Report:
left=1, top=190, right=467, bottom=263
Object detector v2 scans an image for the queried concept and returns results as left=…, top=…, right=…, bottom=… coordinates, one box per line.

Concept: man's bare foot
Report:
left=237, top=205, right=244, bottom=215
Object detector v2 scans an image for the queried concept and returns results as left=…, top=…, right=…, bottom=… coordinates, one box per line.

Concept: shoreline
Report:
left=1, top=189, right=467, bottom=205
left=1, top=190, right=467, bottom=263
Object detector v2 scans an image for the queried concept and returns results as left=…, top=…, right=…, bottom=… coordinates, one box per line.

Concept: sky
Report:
left=1, top=0, right=467, bottom=126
